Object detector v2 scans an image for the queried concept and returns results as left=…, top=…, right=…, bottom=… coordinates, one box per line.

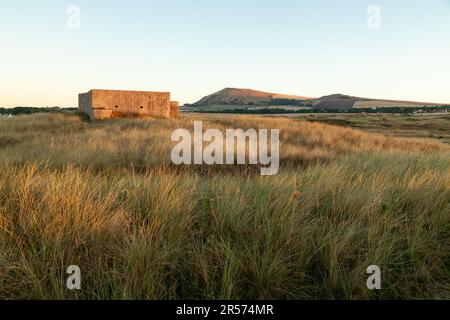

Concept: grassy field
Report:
left=296, top=113, right=450, bottom=144
left=0, top=113, right=449, bottom=299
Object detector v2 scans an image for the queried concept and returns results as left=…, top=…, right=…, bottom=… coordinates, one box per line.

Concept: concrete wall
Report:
left=78, top=91, right=93, bottom=118
left=170, top=101, right=179, bottom=118
left=79, top=89, right=177, bottom=120
left=92, top=109, right=113, bottom=120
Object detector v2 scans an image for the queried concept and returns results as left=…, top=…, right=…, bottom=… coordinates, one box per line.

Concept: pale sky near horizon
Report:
left=1, top=0, right=449, bottom=107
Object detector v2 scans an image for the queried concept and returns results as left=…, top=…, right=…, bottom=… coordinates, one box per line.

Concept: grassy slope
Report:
left=0, top=113, right=449, bottom=299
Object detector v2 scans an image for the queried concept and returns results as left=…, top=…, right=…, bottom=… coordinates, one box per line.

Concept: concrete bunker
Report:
left=78, top=89, right=179, bottom=120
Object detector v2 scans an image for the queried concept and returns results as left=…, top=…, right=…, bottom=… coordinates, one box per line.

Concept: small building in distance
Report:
left=78, top=89, right=179, bottom=120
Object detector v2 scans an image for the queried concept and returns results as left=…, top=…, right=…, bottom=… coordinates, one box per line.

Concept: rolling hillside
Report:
left=192, top=88, right=311, bottom=107
left=189, top=88, right=442, bottom=111
left=317, top=94, right=439, bottom=110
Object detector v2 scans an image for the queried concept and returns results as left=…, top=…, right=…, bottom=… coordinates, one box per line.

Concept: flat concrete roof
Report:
left=80, top=89, right=171, bottom=95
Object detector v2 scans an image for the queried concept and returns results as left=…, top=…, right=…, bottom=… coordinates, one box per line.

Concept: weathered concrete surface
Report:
left=92, top=109, right=113, bottom=120
left=79, top=89, right=179, bottom=120
left=170, top=101, right=179, bottom=118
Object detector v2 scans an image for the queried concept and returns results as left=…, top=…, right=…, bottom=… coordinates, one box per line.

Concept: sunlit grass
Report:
left=0, top=113, right=449, bottom=299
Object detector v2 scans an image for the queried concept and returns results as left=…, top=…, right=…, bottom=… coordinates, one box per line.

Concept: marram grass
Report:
left=0, top=113, right=449, bottom=299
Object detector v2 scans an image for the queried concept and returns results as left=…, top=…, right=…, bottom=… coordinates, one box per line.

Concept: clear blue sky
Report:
left=1, top=0, right=449, bottom=107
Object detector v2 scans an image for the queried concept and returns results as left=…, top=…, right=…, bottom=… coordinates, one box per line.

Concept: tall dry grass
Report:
left=0, top=113, right=449, bottom=299
left=0, top=113, right=447, bottom=169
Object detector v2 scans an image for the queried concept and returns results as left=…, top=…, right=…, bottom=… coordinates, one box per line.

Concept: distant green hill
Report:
left=192, top=88, right=312, bottom=107
left=188, top=88, right=442, bottom=111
